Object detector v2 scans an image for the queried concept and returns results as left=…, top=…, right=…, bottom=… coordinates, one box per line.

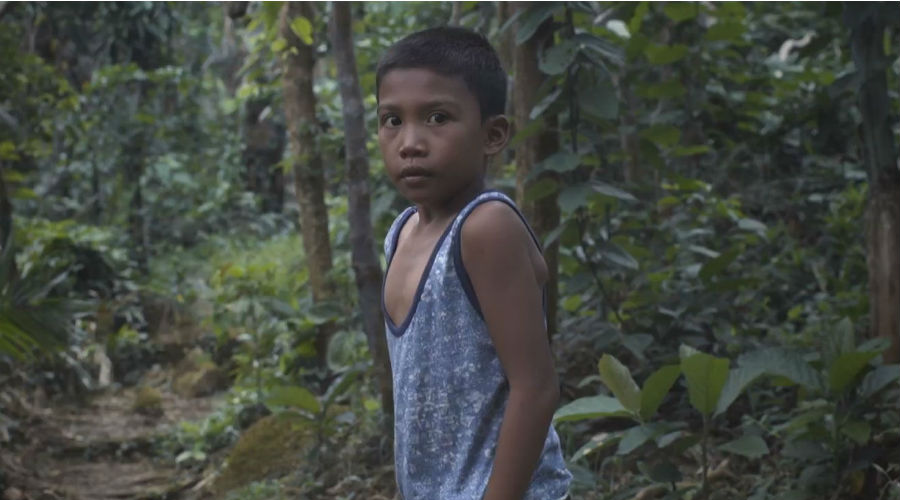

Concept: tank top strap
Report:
left=384, top=206, right=416, bottom=262
left=450, top=189, right=545, bottom=319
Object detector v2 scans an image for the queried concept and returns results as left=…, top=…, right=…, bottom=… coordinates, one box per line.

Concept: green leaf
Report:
left=673, top=145, right=711, bottom=157
left=829, top=351, right=880, bottom=393
left=265, top=385, right=320, bottom=414
left=571, top=432, right=620, bottom=462
left=639, top=461, right=682, bottom=483
left=289, top=16, right=313, bottom=45
left=719, top=435, right=769, bottom=458
left=529, top=88, right=562, bottom=120
left=699, top=248, right=740, bottom=282
left=782, top=440, right=829, bottom=461
left=558, top=185, right=592, bottom=213
left=515, top=4, right=562, bottom=44
left=715, top=365, right=765, bottom=416
left=0, top=141, right=20, bottom=161
left=737, top=348, right=822, bottom=391
left=592, top=182, right=638, bottom=202
left=553, top=395, right=631, bottom=423
left=617, top=424, right=656, bottom=455
left=537, top=152, right=580, bottom=174
left=628, top=2, right=649, bottom=35
left=636, top=80, right=685, bottom=99
left=598, top=354, right=642, bottom=415
left=561, top=294, right=581, bottom=313
left=705, top=21, right=746, bottom=42
left=663, top=2, right=698, bottom=23
left=600, top=242, right=639, bottom=270
left=859, top=364, right=900, bottom=399
left=573, top=33, right=625, bottom=66
left=640, top=124, right=681, bottom=147
left=578, top=78, right=618, bottom=120
left=737, top=218, right=767, bottom=236
left=679, top=344, right=700, bottom=360
left=644, top=44, right=689, bottom=65
left=681, top=352, right=730, bottom=416
left=539, top=39, right=578, bottom=75
left=622, top=334, right=654, bottom=361
left=524, top=178, right=558, bottom=202
left=841, top=420, right=871, bottom=445
left=271, top=37, right=288, bottom=53
left=640, top=364, right=681, bottom=420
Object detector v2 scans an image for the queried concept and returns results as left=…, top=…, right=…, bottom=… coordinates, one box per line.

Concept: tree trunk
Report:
left=619, top=81, right=641, bottom=184
left=850, top=8, right=900, bottom=363
left=126, top=114, right=149, bottom=275
left=280, top=1, right=336, bottom=370
left=490, top=0, right=515, bottom=181
left=513, top=3, right=560, bottom=338
left=243, top=96, right=286, bottom=213
left=330, top=1, right=394, bottom=419
left=450, top=2, right=463, bottom=26
left=0, top=162, right=18, bottom=283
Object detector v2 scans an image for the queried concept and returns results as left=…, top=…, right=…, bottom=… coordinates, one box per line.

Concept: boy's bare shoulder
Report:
left=460, top=200, right=546, bottom=287
left=460, top=200, right=532, bottom=252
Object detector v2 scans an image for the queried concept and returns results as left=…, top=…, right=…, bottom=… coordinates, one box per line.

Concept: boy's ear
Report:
left=483, top=115, right=510, bottom=156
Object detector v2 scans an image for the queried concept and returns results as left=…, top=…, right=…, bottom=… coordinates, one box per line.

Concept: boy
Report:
left=377, top=27, right=572, bottom=500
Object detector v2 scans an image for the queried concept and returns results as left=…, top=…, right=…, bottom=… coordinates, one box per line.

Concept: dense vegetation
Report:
left=1, top=2, right=898, bottom=500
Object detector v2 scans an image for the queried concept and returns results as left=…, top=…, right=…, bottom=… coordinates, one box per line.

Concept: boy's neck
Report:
left=414, top=178, right=486, bottom=226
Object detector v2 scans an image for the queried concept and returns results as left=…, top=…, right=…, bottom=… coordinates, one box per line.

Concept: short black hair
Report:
left=375, top=26, right=507, bottom=120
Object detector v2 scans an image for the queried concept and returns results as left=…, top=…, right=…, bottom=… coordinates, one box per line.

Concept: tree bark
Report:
left=513, top=3, right=560, bottom=338
left=490, top=1, right=515, bottom=181
left=850, top=7, right=900, bottom=362
left=450, top=2, right=463, bottom=26
left=243, top=96, right=286, bottom=213
left=330, top=1, right=394, bottom=418
left=126, top=86, right=149, bottom=276
left=280, top=2, right=337, bottom=370
left=0, top=162, right=18, bottom=283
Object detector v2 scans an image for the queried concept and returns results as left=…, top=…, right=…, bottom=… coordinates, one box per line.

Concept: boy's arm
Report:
left=462, top=202, right=560, bottom=500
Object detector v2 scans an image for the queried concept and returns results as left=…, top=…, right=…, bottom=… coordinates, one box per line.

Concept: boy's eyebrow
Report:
left=377, top=99, right=462, bottom=113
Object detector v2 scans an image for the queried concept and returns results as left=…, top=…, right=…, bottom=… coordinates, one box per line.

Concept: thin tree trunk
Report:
left=490, top=0, right=515, bottom=181
left=126, top=121, right=148, bottom=275
left=280, top=2, right=336, bottom=370
left=450, top=2, right=463, bottom=26
left=619, top=81, right=641, bottom=184
left=330, top=1, right=394, bottom=419
left=513, top=3, right=560, bottom=338
left=243, top=97, right=286, bottom=213
left=0, top=162, right=18, bottom=283
left=850, top=7, right=900, bottom=363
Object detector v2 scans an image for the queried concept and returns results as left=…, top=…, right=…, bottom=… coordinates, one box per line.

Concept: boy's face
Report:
left=377, top=68, right=507, bottom=207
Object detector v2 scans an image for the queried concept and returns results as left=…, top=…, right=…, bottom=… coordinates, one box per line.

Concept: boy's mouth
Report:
left=399, top=166, right=432, bottom=179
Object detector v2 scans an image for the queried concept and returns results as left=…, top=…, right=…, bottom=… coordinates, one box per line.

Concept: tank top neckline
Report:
left=382, top=190, right=504, bottom=337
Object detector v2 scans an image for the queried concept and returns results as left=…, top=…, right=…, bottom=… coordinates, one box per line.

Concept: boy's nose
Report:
left=398, top=126, right=426, bottom=159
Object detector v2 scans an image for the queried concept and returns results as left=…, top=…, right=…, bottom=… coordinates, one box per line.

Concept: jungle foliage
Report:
left=0, top=2, right=898, bottom=500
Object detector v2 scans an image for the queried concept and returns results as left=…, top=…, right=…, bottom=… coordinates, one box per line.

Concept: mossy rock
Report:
left=175, top=347, right=211, bottom=375
left=173, top=362, right=228, bottom=398
left=132, top=386, right=164, bottom=416
left=213, top=414, right=313, bottom=496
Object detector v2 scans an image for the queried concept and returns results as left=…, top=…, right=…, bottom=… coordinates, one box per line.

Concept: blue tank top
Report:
left=382, top=190, right=572, bottom=500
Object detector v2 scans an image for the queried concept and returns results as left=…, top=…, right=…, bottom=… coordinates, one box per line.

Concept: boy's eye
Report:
left=426, top=112, right=448, bottom=125
left=381, top=114, right=401, bottom=128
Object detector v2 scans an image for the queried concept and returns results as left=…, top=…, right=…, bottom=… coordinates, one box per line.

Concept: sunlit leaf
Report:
left=682, top=352, right=730, bottom=416
left=289, top=16, right=313, bottom=45
left=554, top=395, right=631, bottom=423
left=640, top=364, right=681, bottom=420
left=598, top=354, right=641, bottom=414
left=719, top=435, right=769, bottom=458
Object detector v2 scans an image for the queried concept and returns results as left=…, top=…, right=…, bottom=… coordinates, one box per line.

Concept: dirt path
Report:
left=2, top=383, right=223, bottom=500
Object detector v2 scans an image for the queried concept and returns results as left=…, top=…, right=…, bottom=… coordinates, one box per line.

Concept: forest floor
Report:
left=1, top=372, right=224, bottom=500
